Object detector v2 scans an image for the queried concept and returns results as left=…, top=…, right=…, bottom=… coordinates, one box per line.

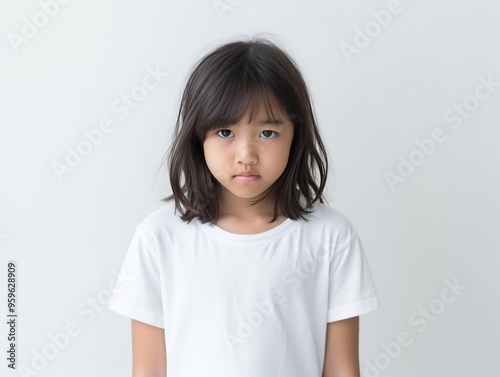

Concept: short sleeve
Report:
left=108, top=226, right=164, bottom=328
left=327, top=228, right=380, bottom=323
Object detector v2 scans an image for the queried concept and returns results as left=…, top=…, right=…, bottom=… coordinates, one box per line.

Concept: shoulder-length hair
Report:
left=161, top=36, right=329, bottom=225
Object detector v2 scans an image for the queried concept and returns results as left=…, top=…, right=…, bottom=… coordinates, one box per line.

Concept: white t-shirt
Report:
left=108, top=200, right=380, bottom=377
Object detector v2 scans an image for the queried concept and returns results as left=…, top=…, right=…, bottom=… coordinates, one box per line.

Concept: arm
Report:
left=322, top=316, right=360, bottom=377
left=131, top=319, right=166, bottom=377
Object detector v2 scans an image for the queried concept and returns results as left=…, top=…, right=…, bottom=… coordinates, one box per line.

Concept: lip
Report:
left=233, top=175, right=260, bottom=182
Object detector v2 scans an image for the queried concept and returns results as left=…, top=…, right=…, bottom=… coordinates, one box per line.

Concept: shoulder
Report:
left=134, top=200, right=188, bottom=240
left=307, top=202, right=357, bottom=233
left=305, top=201, right=360, bottom=251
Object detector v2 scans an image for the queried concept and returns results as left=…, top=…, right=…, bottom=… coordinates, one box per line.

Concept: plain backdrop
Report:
left=1, top=0, right=499, bottom=376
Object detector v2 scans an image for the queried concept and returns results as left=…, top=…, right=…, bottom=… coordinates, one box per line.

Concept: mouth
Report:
left=233, top=175, right=260, bottom=182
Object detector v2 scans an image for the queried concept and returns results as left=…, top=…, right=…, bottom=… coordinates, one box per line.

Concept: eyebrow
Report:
left=256, top=118, right=285, bottom=126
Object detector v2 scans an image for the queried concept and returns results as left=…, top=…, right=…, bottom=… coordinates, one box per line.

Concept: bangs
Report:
left=195, top=66, right=291, bottom=140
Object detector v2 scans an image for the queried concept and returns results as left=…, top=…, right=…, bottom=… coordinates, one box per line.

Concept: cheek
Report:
left=204, top=155, right=219, bottom=176
left=202, top=141, right=216, bottom=162
left=203, top=144, right=231, bottom=182
left=270, top=144, right=292, bottom=167
left=202, top=147, right=216, bottom=177
left=204, top=144, right=221, bottom=166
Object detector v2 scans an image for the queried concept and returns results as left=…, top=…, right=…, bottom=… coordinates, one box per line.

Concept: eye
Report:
left=215, top=129, right=278, bottom=139
left=216, top=129, right=234, bottom=138
left=261, top=130, right=277, bottom=139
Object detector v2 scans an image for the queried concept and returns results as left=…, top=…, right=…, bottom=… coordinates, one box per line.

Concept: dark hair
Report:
left=161, top=35, right=329, bottom=225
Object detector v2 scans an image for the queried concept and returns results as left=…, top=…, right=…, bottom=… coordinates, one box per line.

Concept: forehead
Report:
left=237, top=95, right=289, bottom=125
left=239, top=107, right=285, bottom=125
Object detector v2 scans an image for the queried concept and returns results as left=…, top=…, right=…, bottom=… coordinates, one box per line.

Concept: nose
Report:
left=235, top=139, right=258, bottom=165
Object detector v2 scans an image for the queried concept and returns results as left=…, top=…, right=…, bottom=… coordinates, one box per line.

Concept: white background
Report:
left=1, top=0, right=499, bottom=376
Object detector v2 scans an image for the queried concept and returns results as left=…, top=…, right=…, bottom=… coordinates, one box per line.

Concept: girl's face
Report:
left=202, top=103, right=294, bottom=208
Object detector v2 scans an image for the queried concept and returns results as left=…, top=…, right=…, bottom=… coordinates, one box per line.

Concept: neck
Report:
left=217, top=187, right=280, bottom=224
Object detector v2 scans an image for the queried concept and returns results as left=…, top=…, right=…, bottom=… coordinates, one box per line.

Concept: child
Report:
left=108, top=36, right=380, bottom=377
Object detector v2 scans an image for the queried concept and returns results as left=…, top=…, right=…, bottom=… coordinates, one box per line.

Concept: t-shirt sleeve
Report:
left=108, top=225, right=164, bottom=329
left=327, top=225, right=381, bottom=323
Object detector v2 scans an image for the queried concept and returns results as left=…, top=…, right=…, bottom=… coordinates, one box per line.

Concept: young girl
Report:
left=108, top=36, right=380, bottom=377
